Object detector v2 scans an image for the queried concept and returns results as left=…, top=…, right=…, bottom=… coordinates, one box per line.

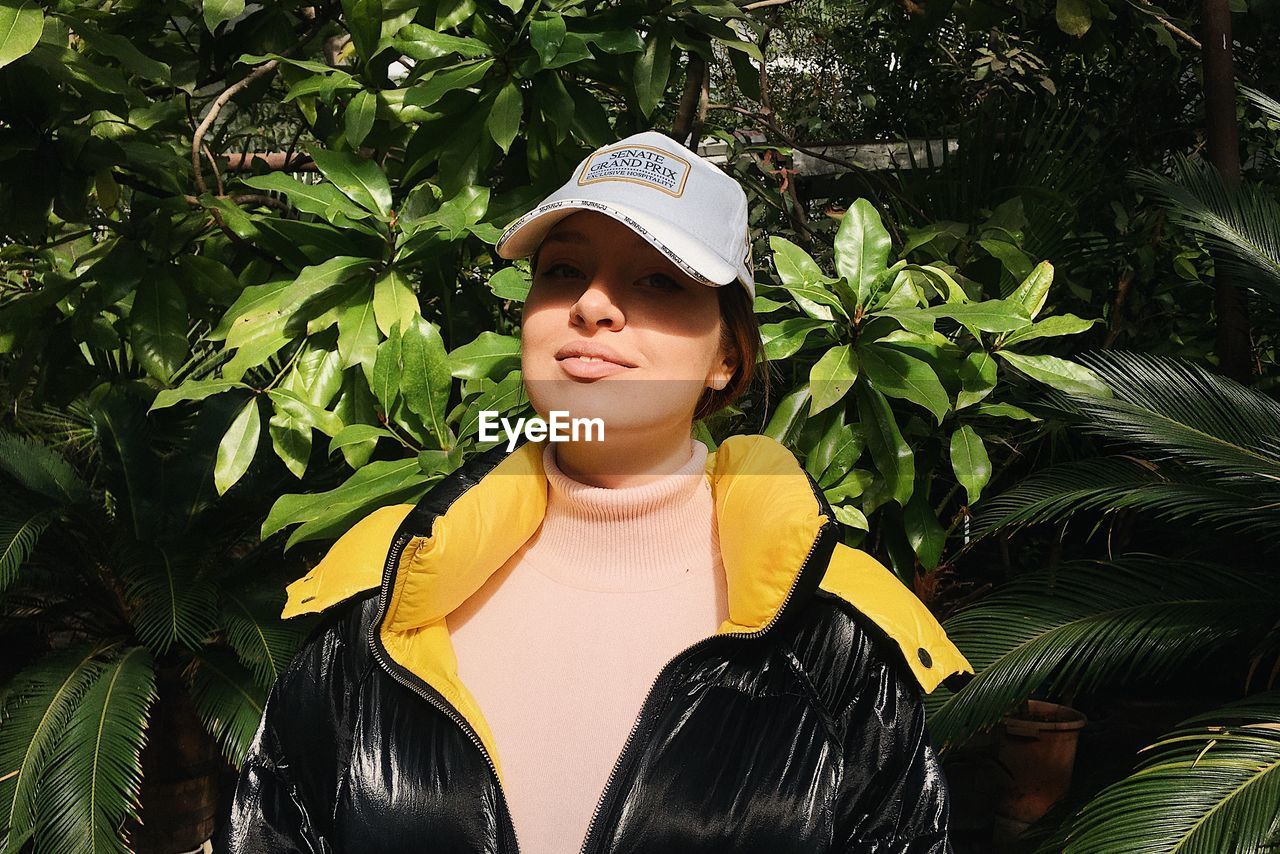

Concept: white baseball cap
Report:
left=494, top=130, right=756, bottom=299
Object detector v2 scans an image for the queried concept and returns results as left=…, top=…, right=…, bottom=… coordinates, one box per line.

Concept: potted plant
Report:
left=992, top=698, right=1088, bottom=840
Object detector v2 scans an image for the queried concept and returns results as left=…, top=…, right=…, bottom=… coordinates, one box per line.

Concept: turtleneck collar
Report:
left=522, top=437, right=722, bottom=592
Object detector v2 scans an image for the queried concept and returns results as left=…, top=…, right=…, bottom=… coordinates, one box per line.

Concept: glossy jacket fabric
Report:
left=214, top=434, right=975, bottom=854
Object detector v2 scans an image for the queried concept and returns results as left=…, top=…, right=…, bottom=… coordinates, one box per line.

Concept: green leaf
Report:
left=833, top=504, right=869, bottom=531
left=345, top=90, right=377, bottom=148
left=336, top=290, right=380, bottom=381
left=957, top=351, right=997, bottom=409
left=486, top=266, right=530, bottom=301
left=1009, top=260, right=1054, bottom=319
left=904, top=486, right=946, bottom=571
left=215, top=398, right=260, bottom=495
left=448, top=331, right=520, bottom=380
left=306, top=147, right=392, bottom=217
left=808, top=345, right=859, bottom=416
left=400, top=316, right=452, bottom=446
left=129, top=271, right=188, bottom=384
left=833, top=199, right=892, bottom=308
left=632, top=29, right=671, bottom=118
left=950, top=425, right=992, bottom=504
left=239, top=173, right=375, bottom=226
left=202, top=0, right=243, bottom=32
left=858, top=343, right=950, bottom=424
left=530, top=14, right=566, bottom=65
left=486, top=80, right=523, bottom=154
left=975, top=402, right=1041, bottom=421
left=769, top=236, right=847, bottom=319
left=0, top=0, right=42, bottom=69
left=1000, top=313, right=1098, bottom=347
left=277, top=256, right=376, bottom=314
left=763, top=384, right=812, bottom=447
left=392, top=24, right=490, bottom=59
left=997, top=351, right=1112, bottom=397
left=150, top=379, right=249, bottom=412
left=761, top=317, right=832, bottom=361
left=372, top=267, right=418, bottom=336
left=405, top=58, right=495, bottom=109
left=342, top=0, right=382, bottom=62
left=1056, top=0, right=1092, bottom=36
left=855, top=383, right=914, bottom=506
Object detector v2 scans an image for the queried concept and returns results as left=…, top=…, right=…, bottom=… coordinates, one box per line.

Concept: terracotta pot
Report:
left=994, top=699, right=1087, bottom=829
left=124, top=664, right=223, bottom=854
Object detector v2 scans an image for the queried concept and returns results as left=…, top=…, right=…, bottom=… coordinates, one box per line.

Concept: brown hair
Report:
left=528, top=250, right=770, bottom=427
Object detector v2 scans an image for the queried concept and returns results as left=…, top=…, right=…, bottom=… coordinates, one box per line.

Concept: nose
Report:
left=570, top=277, right=625, bottom=330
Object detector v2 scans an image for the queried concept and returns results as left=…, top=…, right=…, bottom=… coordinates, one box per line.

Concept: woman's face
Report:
left=520, top=210, right=737, bottom=437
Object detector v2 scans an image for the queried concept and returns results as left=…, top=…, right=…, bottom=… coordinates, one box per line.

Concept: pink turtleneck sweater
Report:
left=447, top=437, right=730, bottom=854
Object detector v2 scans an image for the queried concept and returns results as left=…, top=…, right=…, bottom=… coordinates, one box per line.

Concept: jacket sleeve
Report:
left=213, top=594, right=376, bottom=854
left=213, top=698, right=331, bottom=854
left=828, top=643, right=956, bottom=854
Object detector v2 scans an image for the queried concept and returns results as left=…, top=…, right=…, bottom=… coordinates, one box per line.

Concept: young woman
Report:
left=217, top=130, right=973, bottom=854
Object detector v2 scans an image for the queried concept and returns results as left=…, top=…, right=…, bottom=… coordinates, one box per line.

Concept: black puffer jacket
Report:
left=215, top=434, right=974, bottom=853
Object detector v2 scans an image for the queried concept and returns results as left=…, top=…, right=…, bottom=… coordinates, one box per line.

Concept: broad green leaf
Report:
left=977, top=238, right=1034, bottom=281
left=1000, top=313, right=1098, bottom=347
left=1056, top=0, right=1092, bottom=36
left=902, top=298, right=1033, bottom=334
left=761, top=317, right=832, bottom=360
left=905, top=263, right=970, bottom=303
left=1009, top=260, right=1054, bottom=319
left=215, top=398, right=260, bottom=495
left=769, top=236, right=846, bottom=319
left=858, top=343, right=950, bottom=424
left=904, top=486, right=946, bottom=571
left=404, top=59, right=495, bottom=109
left=808, top=345, right=859, bottom=416
left=239, top=173, right=374, bottom=224
left=530, top=14, right=566, bottom=65
left=345, top=90, right=376, bottom=148
left=0, top=0, right=43, bottom=68
left=372, top=267, right=418, bottom=336
left=458, top=371, right=527, bottom=440
left=277, top=256, right=375, bottom=314
left=833, top=504, right=869, bottom=531
left=487, top=266, right=529, bottom=301
left=855, top=383, right=914, bottom=506
left=950, top=425, right=992, bottom=504
left=393, top=23, right=490, bottom=59
left=400, top=316, right=452, bottom=445
left=632, top=29, right=671, bottom=118
left=150, top=379, right=249, bottom=412
left=342, top=0, right=382, bottom=62
left=833, top=199, right=892, bottom=308
left=486, top=80, right=523, bottom=154
left=202, top=0, right=243, bottom=32
left=996, top=350, right=1112, bottom=397
left=130, top=271, right=188, bottom=384
left=371, top=326, right=403, bottom=415
left=268, top=388, right=344, bottom=437
left=763, top=384, right=811, bottom=447
left=825, top=468, right=874, bottom=503
left=337, top=291, right=380, bottom=381
left=957, top=351, right=997, bottom=409
left=307, top=147, right=392, bottom=217
left=448, top=331, right=520, bottom=380
left=975, top=402, right=1040, bottom=421
left=329, top=423, right=393, bottom=455
left=333, top=370, right=381, bottom=469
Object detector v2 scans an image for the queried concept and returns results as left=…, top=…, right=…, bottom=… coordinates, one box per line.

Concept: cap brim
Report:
left=495, top=198, right=740, bottom=287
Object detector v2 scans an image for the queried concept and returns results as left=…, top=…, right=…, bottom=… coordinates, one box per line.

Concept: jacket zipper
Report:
left=577, top=511, right=839, bottom=854
left=367, top=463, right=837, bottom=854
left=367, top=526, right=522, bottom=854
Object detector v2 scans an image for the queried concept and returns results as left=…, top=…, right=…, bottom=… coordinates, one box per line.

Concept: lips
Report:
left=553, top=341, right=637, bottom=367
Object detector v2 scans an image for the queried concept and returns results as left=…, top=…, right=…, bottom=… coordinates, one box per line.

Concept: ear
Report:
left=706, top=340, right=739, bottom=391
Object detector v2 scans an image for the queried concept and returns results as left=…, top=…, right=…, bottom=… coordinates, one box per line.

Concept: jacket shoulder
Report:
left=281, top=503, right=416, bottom=619
left=815, top=542, right=973, bottom=694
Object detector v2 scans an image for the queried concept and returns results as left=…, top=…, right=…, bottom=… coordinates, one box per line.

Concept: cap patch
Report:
left=577, top=143, right=692, bottom=198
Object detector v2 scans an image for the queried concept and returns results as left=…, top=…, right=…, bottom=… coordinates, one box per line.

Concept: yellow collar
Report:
left=282, top=434, right=972, bottom=783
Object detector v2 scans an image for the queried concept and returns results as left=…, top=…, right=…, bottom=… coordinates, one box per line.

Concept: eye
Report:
left=640, top=272, right=684, bottom=292
left=541, top=262, right=584, bottom=279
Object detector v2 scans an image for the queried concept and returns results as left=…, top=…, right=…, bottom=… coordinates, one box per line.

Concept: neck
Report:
left=523, top=437, right=722, bottom=592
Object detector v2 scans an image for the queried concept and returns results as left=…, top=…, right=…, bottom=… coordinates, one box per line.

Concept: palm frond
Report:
left=1059, top=691, right=1280, bottom=853
left=1241, top=84, right=1280, bottom=125
left=219, top=588, right=310, bottom=691
left=0, top=642, right=119, bottom=850
left=926, top=556, right=1276, bottom=747
left=33, top=646, right=156, bottom=854
left=1131, top=155, right=1280, bottom=303
left=0, top=504, right=53, bottom=594
left=0, top=432, right=90, bottom=508
left=969, top=458, right=1275, bottom=543
left=186, top=648, right=266, bottom=767
left=120, top=544, right=220, bottom=656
